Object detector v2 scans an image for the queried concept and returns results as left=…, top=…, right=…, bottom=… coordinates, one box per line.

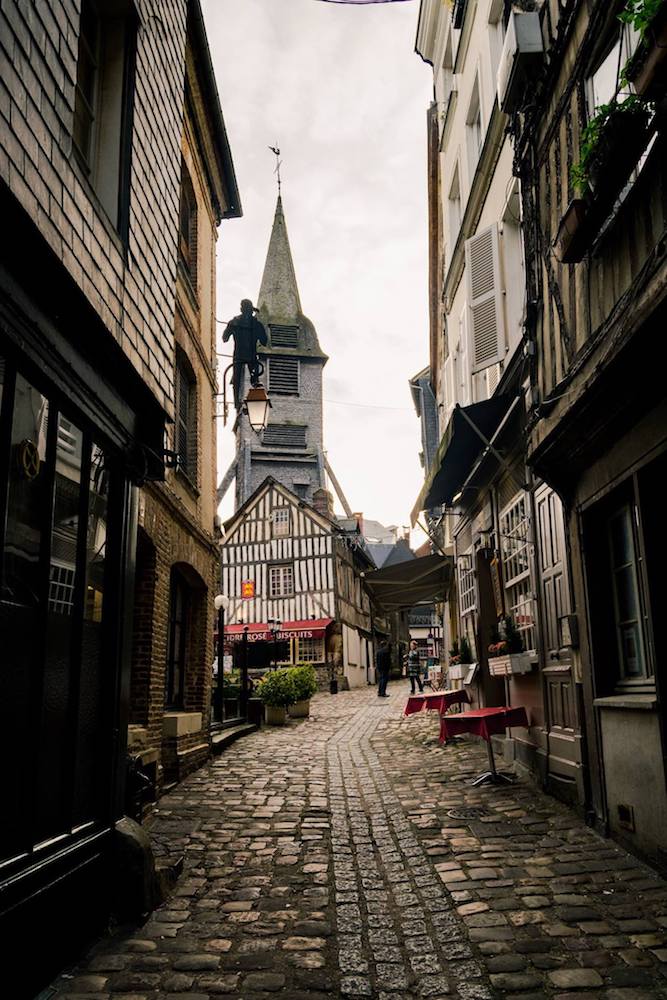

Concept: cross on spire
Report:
left=268, top=144, right=282, bottom=194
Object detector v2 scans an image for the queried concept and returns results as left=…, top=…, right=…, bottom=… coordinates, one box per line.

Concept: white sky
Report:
left=203, top=0, right=432, bottom=538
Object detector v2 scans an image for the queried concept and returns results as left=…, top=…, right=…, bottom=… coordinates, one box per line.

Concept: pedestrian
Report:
left=375, top=638, right=391, bottom=698
left=406, top=640, right=424, bottom=694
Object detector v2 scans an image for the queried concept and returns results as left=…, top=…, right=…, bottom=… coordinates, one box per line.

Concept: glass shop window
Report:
left=607, top=504, right=647, bottom=681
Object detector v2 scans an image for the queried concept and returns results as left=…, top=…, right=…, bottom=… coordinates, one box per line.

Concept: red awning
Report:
left=224, top=618, right=333, bottom=643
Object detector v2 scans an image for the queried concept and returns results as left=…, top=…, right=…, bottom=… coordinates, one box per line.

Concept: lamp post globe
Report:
left=244, top=384, right=271, bottom=433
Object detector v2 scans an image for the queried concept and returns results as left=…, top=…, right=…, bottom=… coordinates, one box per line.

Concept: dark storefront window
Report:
left=166, top=570, right=188, bottom=709
left=0, top=354, right=120, bottom=864
left=607, top=505, right=647, bottom=681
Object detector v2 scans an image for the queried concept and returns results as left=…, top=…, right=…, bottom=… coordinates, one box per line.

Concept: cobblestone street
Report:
left=52, top=685, right=667, bottom=1000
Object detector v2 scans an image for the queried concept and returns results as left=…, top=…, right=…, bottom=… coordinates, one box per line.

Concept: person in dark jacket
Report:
left=407, top=640, right=423, bottom=694
left=376, top=639, right=391, bottom=698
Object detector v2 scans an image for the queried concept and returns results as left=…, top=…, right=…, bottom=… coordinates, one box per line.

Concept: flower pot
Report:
left=488, top=653, right=532, bottom=677
left=554, top=199, right=591, bottom=264
left=587, top=108, right=652, bottom=201
left=264, top=705, right=288, bottom=725
left=329, top=679, right=338, bottom=695
left=288, top=699, right=310, bottom=719
left=448, top=663, right=466, bottom=680
left=625, top=7, right=667, bottom=99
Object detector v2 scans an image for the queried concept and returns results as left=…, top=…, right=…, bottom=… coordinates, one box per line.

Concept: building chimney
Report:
left=353, top=512, right=364, bottom=535
left=312, top=488, right=334, bottom=518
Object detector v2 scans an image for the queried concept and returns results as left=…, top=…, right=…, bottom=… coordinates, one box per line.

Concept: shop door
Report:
left=0, top=358, right=124, bottom=984
left=535, top=484, right=582, bottom=802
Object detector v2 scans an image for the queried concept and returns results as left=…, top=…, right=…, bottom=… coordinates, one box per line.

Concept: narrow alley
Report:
left=51, top=686, right=667, bottom=1000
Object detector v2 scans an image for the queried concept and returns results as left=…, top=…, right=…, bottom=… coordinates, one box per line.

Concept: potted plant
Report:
left=620, top=0, right=667, bottom=98
left=487, top=616, right=532, bottom=676
left=556, top=96, right=653, bottom=262
left=448, top=637, right=472, bottom=681
left=288, top=664, right=318, bottom=718
left=256, top=668, right=296, bottom=725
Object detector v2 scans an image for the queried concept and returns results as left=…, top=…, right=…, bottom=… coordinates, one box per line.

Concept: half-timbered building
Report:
left=221, top=478, right=374, bottom=689
left=511, top=0, right=667, bottom=867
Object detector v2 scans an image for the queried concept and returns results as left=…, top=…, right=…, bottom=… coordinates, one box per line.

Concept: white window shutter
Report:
left=487, top=362, right=502, bottom=396
left=458, top=305, right=471, bottom=405
left=465, top=223, right=505, bottom=374
left=444, top=354, right=455, bottom=421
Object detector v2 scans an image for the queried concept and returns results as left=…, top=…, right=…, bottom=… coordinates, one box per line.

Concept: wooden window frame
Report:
left=272, top=507, right=291, bottom=538
left=269, top=562, right=294, bottom=598
left=175, top=352, right=197, bottom=486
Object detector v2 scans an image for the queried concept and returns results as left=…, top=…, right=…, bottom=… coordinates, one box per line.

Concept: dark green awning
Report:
left=362, top=554, right=453, bottom=613
left=411, top=396, right=514, bottom=524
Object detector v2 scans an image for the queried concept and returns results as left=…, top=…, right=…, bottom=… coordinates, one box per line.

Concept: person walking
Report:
left=407, top=640, right=424, bottom=695
left=376, top=639, right=391, bottom=698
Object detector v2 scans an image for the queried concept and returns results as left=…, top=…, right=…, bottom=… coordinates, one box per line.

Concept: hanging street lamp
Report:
left=244, top=383, right=272, bottom=434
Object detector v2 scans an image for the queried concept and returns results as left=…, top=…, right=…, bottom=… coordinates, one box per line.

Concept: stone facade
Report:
left=233, top=197, right=328, bottom=509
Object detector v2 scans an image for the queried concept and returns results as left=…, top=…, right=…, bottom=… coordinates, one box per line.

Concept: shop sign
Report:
left=241, top=580, right=255, bottom=598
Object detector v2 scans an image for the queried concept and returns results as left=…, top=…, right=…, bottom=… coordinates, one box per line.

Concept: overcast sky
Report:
left=203, top=0, right=432, bottom=536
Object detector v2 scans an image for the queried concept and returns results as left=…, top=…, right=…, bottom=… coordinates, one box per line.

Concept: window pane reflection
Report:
left=74, top=444, right=110, bottom=827
left=36, top=414, right=85, bottom=844
left=3, top=375, right=49, bottom=606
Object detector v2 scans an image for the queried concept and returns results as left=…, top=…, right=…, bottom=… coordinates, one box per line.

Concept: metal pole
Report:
left=216, top=604, right=224, bottom=723
left=241, top=625, right=249, bottom=720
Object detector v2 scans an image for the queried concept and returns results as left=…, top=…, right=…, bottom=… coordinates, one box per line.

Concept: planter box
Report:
left=626, top=7, right=667, bottom=98
left=587, top=109, right=652, bottom=199
left=288, top=699, right=310, bottom=719
left=448, top=663, right=466, bottom=680
left=264, top=705, right=288, bottom=725
left=554, top=199, right=591, bottom=264
left=488, top=653, right=532, bottom=677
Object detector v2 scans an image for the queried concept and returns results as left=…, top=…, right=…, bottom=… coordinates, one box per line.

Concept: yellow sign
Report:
left=241, top=580, right=255, bottom=599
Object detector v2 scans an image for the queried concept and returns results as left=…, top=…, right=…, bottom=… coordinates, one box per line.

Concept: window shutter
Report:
left=487, top=362, right=502, bottom=396
left=465, top=223, right=505, bottom=374
left=268, top=357, right=300, bottom=394
left=457, top=306, right=471, bottom=406
left=269, top=324, right=299, bottom=348
left=262, top=424, right=307, bottom=448
left=444, top=355, right=456, bottom=422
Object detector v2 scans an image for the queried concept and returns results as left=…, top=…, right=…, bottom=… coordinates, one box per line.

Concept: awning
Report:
left=362, top=554, right=453, bottom=613
left=411, top=396, right=514, bottom=525
left=224, top=618, right=333, bottom=643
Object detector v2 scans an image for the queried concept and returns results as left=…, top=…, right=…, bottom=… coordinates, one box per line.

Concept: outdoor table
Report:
left=438, top=706, right=529, bottom=786
left=404, top=689, right=470, bottom=717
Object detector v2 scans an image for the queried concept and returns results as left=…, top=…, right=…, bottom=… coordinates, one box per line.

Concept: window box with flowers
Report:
left=620, top=0, right=667, bottom=99
left=488, top=617, right=532, bottom=676
left=448, top=637, right=474, bottom=681
left=555, top=96, right=654, bottom=263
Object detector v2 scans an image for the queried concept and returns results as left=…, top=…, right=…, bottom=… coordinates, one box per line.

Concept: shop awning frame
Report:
left=225, top=618, right=333, bottom=642
left=362, top=553, right=453, bottom=613
left=411, top=394, right=521, bottom=525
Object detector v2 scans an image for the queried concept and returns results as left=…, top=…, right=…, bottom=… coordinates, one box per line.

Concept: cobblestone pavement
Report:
left=51, top=683, right=667, bottom=999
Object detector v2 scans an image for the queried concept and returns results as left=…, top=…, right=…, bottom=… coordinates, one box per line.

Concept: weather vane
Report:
left=269, top=144, right=282, bottom=194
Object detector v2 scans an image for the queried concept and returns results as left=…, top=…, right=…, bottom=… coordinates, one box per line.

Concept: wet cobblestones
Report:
left=51, top=684, right=667, bottom=998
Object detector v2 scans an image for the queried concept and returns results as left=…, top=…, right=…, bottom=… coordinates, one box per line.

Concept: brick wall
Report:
left=131, top=482, right=218, bottom=789
left=0, top=0, right=189, bottom=413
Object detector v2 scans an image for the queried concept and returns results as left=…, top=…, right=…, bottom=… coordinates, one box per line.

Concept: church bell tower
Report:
left=233, top=196, right=328, bottom=509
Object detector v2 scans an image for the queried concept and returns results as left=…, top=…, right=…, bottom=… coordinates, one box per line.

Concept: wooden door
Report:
left=535, top=484, right=582, bottom=802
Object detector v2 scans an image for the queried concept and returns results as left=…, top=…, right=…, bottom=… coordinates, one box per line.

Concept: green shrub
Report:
left=256, top=668, right=297, bottom=708
left=290, top=664, right=318, bottom=702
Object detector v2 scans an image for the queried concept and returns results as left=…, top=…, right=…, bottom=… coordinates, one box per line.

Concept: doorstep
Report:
left=211, top=723, right=257, bottom=755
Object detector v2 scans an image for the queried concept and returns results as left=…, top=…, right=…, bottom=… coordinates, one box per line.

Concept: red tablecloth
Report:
left=439, top=705, right=528, bottom=743
left=404, top=689, right=470, bottom=717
